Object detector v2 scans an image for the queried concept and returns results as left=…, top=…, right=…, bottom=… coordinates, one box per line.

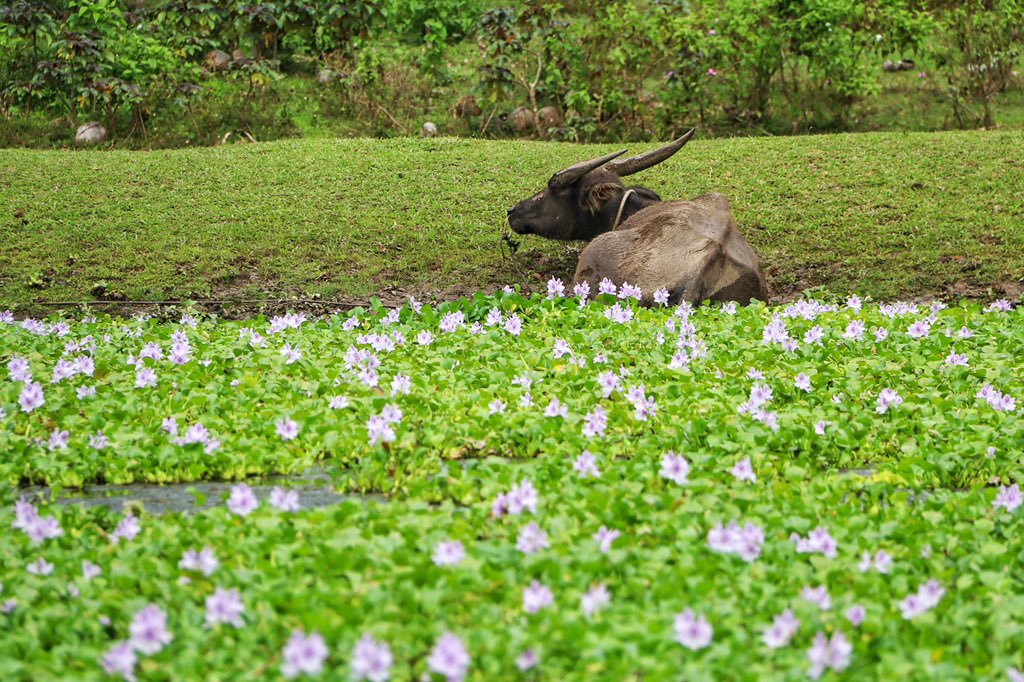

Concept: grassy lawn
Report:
left=1, top=130, right=1023, bottom=315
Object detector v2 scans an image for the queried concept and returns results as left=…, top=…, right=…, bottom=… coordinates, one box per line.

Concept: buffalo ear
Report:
left=583, top=183, right=621, bottom=213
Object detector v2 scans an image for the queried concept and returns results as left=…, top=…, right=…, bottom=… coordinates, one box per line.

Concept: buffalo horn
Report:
left=548, top=149, right=627, bottom=189
left=605, top=128, right=696, bottom=177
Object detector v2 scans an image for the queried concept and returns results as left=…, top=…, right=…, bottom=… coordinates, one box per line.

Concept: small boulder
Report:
left=316, top=68, right=338, bottom=85
left=507, top=106, right=535, bottom=133
left=205, top=50, right=231, bottom=72
left=422, top=121, right=438, bottom=137
left=537, top=106, right=562, bottom=130
left=75, top=122, right=107, bottom=145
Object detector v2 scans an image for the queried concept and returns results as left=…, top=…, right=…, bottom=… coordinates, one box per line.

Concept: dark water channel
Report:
left=21, top=468, right=373, bottom=515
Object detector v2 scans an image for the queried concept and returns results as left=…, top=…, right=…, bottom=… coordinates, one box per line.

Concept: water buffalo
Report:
left=506, top=129, right=769, bottom=306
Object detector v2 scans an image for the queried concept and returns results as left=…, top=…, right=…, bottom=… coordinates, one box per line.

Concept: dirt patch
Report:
left=944, top=279, right=1024, bottom=300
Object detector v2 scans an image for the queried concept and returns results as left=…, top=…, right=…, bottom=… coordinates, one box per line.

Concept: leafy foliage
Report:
left=0, top=293, right=1022, bottom=680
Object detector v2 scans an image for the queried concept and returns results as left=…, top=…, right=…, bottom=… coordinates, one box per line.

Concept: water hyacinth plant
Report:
left=0, top=286, right=1022, bottom=679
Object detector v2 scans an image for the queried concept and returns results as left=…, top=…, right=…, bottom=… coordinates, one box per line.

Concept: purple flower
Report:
left=844, top=320, right=865, bottom=341
left=279, top=343, right=303, bottom=364
left=544, top=397, right=568, bottom=419
left=876, top=388, right=903, bottom=414
left=985, top=299, right=1012, bottom=313
left=945, top=350, right=969, bottom=366
left=432, top=540, right=465, bottom=567
left=7, top=356, right=31, bottom=382
left=791, top=527, right=838, bottom=558
left=135, top=367, right=157, bottom=388
left=603, top=302, right=634, bottom=324
left=762, top=609, right=799, bottom=649
left=807, top=631, right=852, bottom=679
left=269, top=487, right=301, bottom=512
left=573, top=450, right=601, bottom=478
left=994, top=484, right=1022, bottom=512
left=129, top=604, right=172, bottom=655
left=516, top=522, right=550, bottom=555
left=329, top=395, right=350, bottom=409
left=653, top=288, right=670, bottom=306
left=19, top=381, right=45, bottom=413
left=83, top=560, right=102, bottom=581
left=762, top=316, right=790, bottom=345
left=380, top=404, right=402, bottom=424
left=179, top=547, right=219, bottom=576
left=523, top=581, right=554, bottom=614
left=597, top=370, right=620, bottom=398
left=581, top=584, right=610, bottom=618
left=367, top=415, right=396, bottom=446
left=845, top=604, right=866, bottom=627
left=669, top=349, right=690, bottom=369
left=515, top=649, right=539, bottom=672
left=227, top=484, right=258, bottom=517
left=907, top=319, right=931, bottom=339
left=899, top=579, right=945, bottom=619
left=13, top=499, right=63, bottom=545
left=390, top=374, right=411, bottom=396
left=546, top=277, right=566, bottom=299
left=205, top=587, right=245, bottom=628
left=593, top=526, right=621, bottom=553
left=581, top=406, right=607, bottom=438
left=51, top=358, right=76, bottom=383
left=351, top=634, right=393, bottom=682
left=573, top=281, right=590, bottom=301
left=660, top=451, right=690, bottom=485
left=276, top=417, right=299, bottom=441
left=794, top=373, right=812, bottom=392
left=427, top=633, right=470, bottom=682
left=673, top=609, right=713, bottom=650
left=101, top=641, right=137, bottom=682
left=27, top=557, right=54, bottom=575
left=111, top=514, right=141, bottom=543
left=814, top=420, right=829, bottom=436
left=417, top=330, right=434, bottom=346
left=281, top=630, right=329, bottom=679
left=707, top=521, right=764, bottom=562
left=803, top=326, right=824, bottom=345
left=730, top=457, right=756, bottom=483
left=492, top=479, right=539, bottom=516
left=707, top=68, right=718, bottom=76
left=439, top=311, right=465, bottom=333
left=618, top=282, right=642, bottom=300
left=503, top=314, right=522, bottom=336
left=552, top=339, right=572, bottom=359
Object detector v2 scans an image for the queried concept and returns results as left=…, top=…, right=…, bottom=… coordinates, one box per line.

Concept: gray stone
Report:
left=75, top=122, right=107, bottom=145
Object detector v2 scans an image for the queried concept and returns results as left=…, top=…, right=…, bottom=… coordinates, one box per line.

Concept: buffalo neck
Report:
left=607, top=187, right=658, bottom=231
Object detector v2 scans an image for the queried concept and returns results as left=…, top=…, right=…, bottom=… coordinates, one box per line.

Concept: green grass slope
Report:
left=1, top=130, right=1022, bottom=313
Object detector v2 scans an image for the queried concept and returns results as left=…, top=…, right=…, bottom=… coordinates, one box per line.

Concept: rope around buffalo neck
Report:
left=612, top=189, right=636, bottom=230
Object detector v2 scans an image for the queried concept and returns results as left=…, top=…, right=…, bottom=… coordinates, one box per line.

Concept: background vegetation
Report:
left=1, top=0, right=1022, bottom=148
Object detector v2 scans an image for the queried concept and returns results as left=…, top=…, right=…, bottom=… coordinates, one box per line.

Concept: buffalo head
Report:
left=507, top=129, right=696, bottom=241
